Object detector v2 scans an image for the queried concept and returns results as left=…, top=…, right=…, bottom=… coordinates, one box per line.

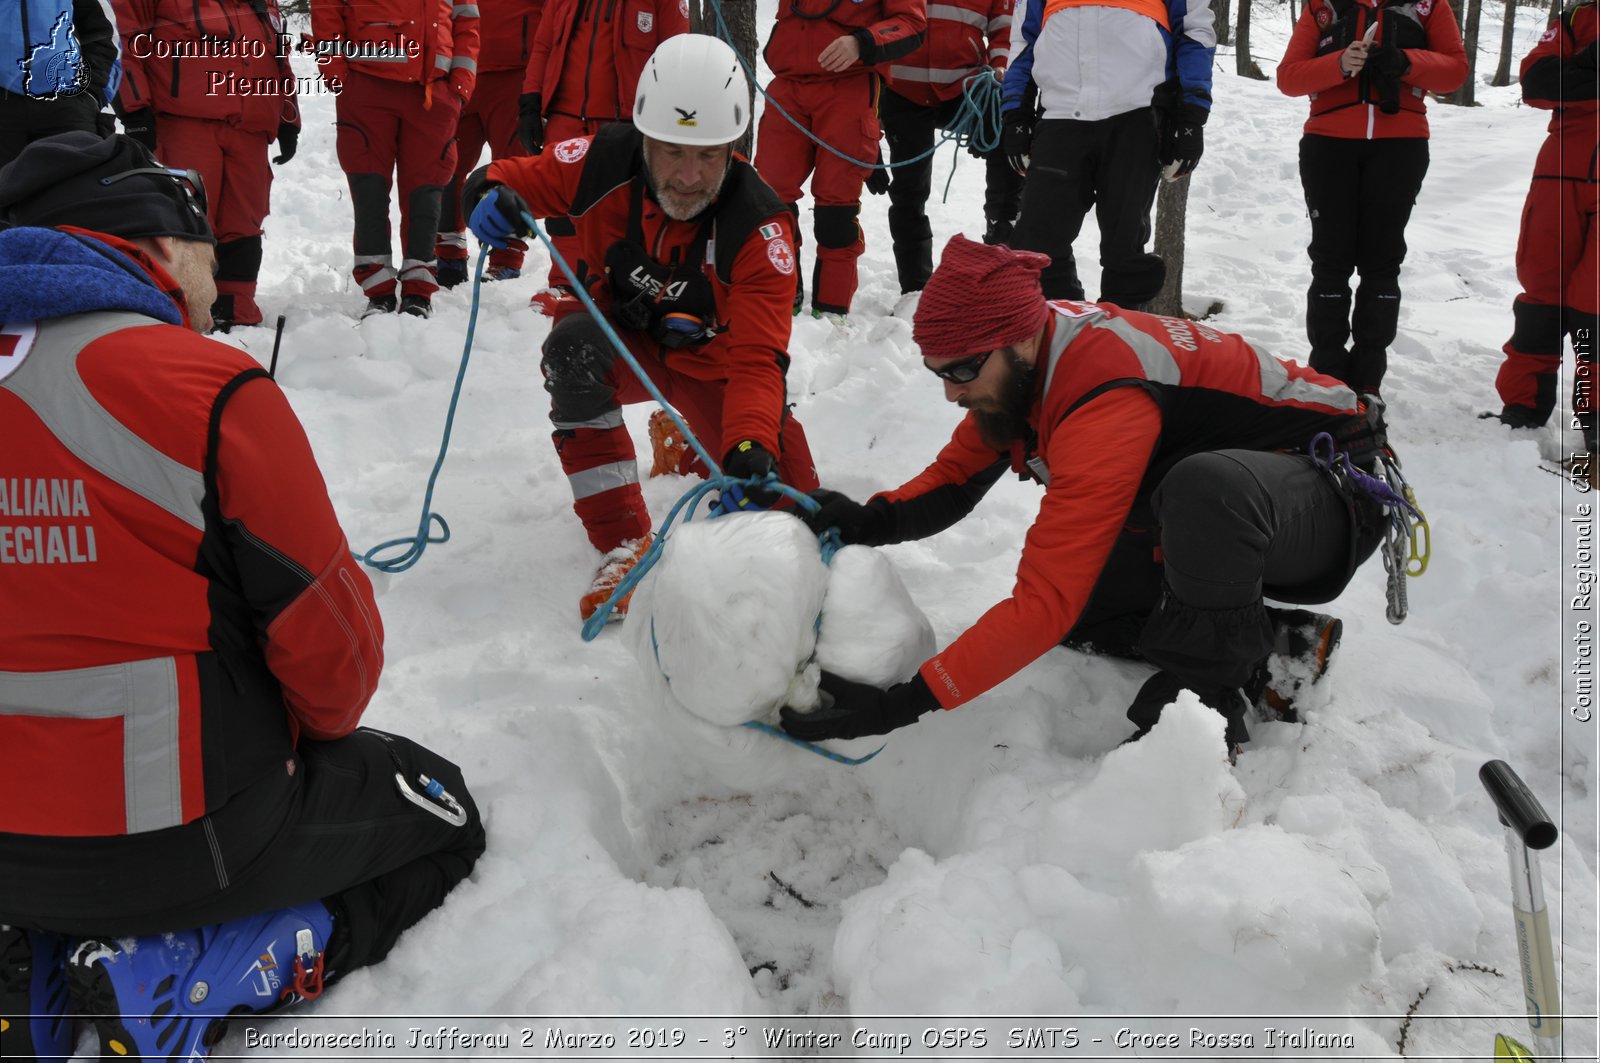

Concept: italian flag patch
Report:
left=758, top=223, right=782, bottom=240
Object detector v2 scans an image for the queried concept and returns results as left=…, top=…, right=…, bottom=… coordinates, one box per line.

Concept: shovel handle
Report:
left=1480, top=760, right=1558, bottom=850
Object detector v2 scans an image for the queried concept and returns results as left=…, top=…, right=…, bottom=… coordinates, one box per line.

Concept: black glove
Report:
left=779, top=672, right=940, bottom=741
left=1159, top=103, right=1206, bottom=180
left=94, top=110, right=116, bottom=137
left=517, top=93, right=545, bottom=155
left=1001, top=108, right=1034, bottom=175
left=120, top=108, right=157, bottom=152
left=1366, top=43, right=1411, bottom=115
left=801, top=488, right=889, bottom=546
left=716, top=440, right=780, bottom=512
left=273, top=122, right=299, bottom=165
left=865, top=146, right=890, bottom=195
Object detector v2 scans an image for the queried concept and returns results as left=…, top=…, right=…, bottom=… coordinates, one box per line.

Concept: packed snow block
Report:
left=627, top=511, right=829, bottom=726
left=1128, top=824, right=1381, bottom=1012
left=815, top=544, right=936, bottom=686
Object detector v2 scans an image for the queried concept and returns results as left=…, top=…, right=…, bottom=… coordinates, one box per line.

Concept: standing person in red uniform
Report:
left=880, top=0, right=1021, bottom=297
left=1493, top=0, right=1597, bottom=479
left=0, top=132, right=484, bottom=1063
left=435, top=0, right=546, bottom=289
left=516, top=0, right=688, bottom=313
left=1277, top=0, right=1465, bottom=396
left=781, top=237, right=1388, bottom=754
left=755, top=0, right=927, bottom=318
left=310, top=0, right=481, bottom=319
left=466, top=34, right=820, bottom=620
left=111, top=0, right=301, bottom=332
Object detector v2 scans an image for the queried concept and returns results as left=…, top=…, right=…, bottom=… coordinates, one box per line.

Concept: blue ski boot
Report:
left=68, top=902, right=334, bottom=1060
left=1, top=925, right=73, bottom=1062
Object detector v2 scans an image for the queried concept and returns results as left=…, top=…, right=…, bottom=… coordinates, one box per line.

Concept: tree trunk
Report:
left=1447, top=0, right=1482, bottom=105
left=1215, top=0, right=1233, bottom=47
left=690, top=2, right=761, bottom=158
left=1236, top=0, right=1269, bottom=79
left=1148, top=177, right=1190, bottom=317
left=1491, top=0, right=1519, bottom=87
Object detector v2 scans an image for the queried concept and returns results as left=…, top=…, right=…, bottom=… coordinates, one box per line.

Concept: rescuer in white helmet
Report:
left=464, top=34, right=821, bottom=622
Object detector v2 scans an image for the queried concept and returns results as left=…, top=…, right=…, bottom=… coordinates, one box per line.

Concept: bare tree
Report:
left=1447, top=0, right=1482, bottom=105
left=1491, top=0, right=1520, bottom=87
left=1148, top=178, right=1191, bottom=317
left=1236, top=0, right=1269, bottom=79
left=1215, top=0, right=1234, bottom=47
left=688, top=1, right=761, bottom=158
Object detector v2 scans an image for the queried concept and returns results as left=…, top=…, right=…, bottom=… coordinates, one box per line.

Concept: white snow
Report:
left=97, top=4, right=1598, bottom=1058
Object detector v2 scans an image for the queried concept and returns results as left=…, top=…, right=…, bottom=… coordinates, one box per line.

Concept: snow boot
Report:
left=1, top=926, right=73, bottom=1063
left=530, top=285, right=579, bottom=318
left=485, top=265, right=522, bottom=282
left=68, top=902, right=334, bottom=1062
left=1246, top=608, right=1342, bottom=723
left=362, top=294, right=398, bottom=319
left=209, top=294, right=235, bottom=334
left=400, top=293, right=433, bottom=319
left=579, top=534, right=653, bottom=623
left=647, top=410, right=688, bottom=478
left=436, top=258, right=469, bottom=289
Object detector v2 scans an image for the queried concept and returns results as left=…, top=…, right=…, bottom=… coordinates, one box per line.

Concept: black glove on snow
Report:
left=273, top=122, right=299, bottom=165
left=1365, top=43, right=1411, bottom=114
left=1159, top=104, right=1207, bottom=180
left=1001, top=109, right=1034, bottom=175
left=780, top=672, right=940, bottom=741
left=120, top=108, right=157, bottom=152
left=517, top=93, right=545, bottom=154
left=801, top=488, right=889, bottom=545
left=717, top=440, right=780, bottom=511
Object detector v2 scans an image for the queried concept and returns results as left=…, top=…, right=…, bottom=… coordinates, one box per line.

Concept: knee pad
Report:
left=813, top=205, right=860, bottom=250
left=542, top=316, right=618, bottom=422
left=1508, top=301, right=1567, bottom=358
left=215, top=236, right=263, bottom=284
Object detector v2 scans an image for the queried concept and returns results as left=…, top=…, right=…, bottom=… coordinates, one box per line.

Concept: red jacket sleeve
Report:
left=486, top=142, right=588, bottom=217
left=109, top=0, right=157, bottom=113
left=522, top=0, right=562, bottom=96
left=1276, top=3, right=1345, bottom=98
left=880, top=412, right=1006, bottom=505
left=1403, top=0, right=1467, bottom=95
left=657, top=0, right=691, bottom=41
left=271, top=0, right=301, bottom=127
left=918, top=387, right=1161, bottom=709
left=859, top=0, right=928, bottom=66
left=448, top=0, right=484, bottom=98
left=989, top=0, right=1014, bottom=70
left=214, top=376, right=383, bottom=742
left=713, top=213, right=800, bottom=454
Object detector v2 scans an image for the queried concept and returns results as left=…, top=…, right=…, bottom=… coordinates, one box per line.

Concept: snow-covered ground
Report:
left=171, top=4, right=1597, bottom=1059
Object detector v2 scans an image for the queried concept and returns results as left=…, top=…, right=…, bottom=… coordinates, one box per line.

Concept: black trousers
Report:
left=1299, top=134, right=1430, bottom=394
left=0, top=728, right=485, bottom=975
left=1008, top=108, right=1165, bottom=307
left=0, top=90, right=101, bottom=170
left=880, top=87, right=1025, bottom=293
left=1065, top=450, right=1378, bottom=690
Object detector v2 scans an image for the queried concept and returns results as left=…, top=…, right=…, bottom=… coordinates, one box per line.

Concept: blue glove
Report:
left=714, top=440, right=779, bottom=514
left=468, top=185, right=533, bottom=250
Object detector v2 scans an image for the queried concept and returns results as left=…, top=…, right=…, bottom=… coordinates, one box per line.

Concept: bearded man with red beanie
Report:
left=783, top=235, right=1391, bottom=755
left=0, top=132, right=484, bottom=1062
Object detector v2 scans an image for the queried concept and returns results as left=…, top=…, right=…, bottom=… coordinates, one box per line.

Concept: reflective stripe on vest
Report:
left=0, top=659, right=185, bottom=834
left=1044, top=0, right=1170, bottom=31
left=2, top=311, right=205, bottom=834
left=4, top=313, right=206, bottom=531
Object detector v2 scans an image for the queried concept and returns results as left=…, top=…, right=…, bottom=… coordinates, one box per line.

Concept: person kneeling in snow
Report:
left=783, top=234, right=1388, bottom=753
left=464, top=34, right=819, bottom=622
left=0, top=133, right=486, bottom=1062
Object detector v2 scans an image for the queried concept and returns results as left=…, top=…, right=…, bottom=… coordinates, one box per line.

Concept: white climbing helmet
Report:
left=632, top=34, right=750, bottom=147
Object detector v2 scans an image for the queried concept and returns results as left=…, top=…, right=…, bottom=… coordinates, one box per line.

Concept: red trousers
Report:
left=335, top=70, right=462, bottom=298
left=543, top=314, right=819, bottom=551
left=754, top=74, right=880, bottom=314
left=437, top=69, right=529, bottom=273
left=1497, top=130, right=1599, bottom=426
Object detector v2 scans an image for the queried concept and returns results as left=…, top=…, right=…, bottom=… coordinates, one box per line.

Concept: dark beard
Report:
left=971, top=350, right=1037, bottom=449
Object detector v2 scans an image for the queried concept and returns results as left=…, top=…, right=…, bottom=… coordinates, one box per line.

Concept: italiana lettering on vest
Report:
left=0, top=477, right=97, bottom=564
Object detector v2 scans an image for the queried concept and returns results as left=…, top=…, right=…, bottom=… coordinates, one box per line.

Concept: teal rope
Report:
left=706, top=0, right=1003, bottom=181
left=354, top=246, right=492, bottom=573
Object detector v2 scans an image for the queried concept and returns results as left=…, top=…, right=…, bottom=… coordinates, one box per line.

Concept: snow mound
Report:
left=815, top=544, right=937, bottom=687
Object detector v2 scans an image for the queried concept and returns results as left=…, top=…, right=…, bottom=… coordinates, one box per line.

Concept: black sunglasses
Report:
left=100, top=167, right=209, bottom=219
left=925, top=347, right=995, bottom=384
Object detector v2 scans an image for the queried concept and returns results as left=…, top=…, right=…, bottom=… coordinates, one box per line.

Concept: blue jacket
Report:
left=2, top=0, right=121, bottom=100
left=1002, top=0, right=1216, bottom=117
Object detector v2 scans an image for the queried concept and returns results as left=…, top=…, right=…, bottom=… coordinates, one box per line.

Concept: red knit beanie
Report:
left=913, top=234, right=1051, bottom=360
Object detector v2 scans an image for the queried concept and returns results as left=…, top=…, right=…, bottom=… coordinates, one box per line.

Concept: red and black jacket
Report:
left=765, top=0, right=928, bottom=82
left=487, top=124, right=800, bottom=455
left=1521, top=1, right=1598, bottom=137
left=873, top=301, right=1370, bottom=710
left=0, top=229, right=382, bottom=837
